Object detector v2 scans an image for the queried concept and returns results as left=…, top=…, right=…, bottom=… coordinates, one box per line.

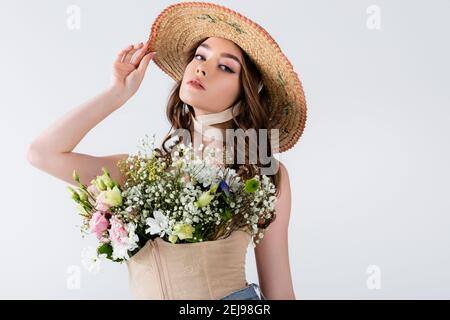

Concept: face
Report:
left=180, top=37, right=243, bottom=116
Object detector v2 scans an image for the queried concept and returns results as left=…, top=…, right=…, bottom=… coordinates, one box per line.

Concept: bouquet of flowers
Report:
left=68, top=134, right=277, bottom=265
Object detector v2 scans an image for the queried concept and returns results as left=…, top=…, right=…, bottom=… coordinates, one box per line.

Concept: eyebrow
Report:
left=198, top=43, right=242, bottom=66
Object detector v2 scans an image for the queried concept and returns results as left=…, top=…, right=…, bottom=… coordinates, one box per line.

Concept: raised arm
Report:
left=27, top=41, right=156, bottom=187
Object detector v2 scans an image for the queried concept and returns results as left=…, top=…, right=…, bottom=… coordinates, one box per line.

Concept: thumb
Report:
left=137, top=52, right=156, bottom=74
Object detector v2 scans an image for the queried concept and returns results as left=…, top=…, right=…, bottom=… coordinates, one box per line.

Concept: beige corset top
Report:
left=126, top=229, right=252, bottom=300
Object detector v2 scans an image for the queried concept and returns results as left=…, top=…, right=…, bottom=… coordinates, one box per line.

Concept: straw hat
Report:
left=146, top=1, right=307, bottom=153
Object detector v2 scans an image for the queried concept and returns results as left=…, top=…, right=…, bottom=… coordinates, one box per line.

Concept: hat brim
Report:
left=147, top=1, right=307, bottom=153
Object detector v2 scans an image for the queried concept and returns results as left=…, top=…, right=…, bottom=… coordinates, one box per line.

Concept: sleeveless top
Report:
left=126, top=229, right=253, bottom=300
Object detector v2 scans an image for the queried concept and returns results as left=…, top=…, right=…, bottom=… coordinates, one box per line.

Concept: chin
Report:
left=180, top=95, right=206, bottom=112
left=180, top=88, right=199, bottom=106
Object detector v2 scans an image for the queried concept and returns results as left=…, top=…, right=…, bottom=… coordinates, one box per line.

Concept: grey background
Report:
left=0, top=0, right=449, bottom=299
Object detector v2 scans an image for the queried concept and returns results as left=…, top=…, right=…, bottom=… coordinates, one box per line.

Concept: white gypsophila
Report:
left=111, top=222, right=140, bottom=261
left=134, top=133, right=157, bottom=159
left=81, top=246, right=108, bottom=274
left=226, top=173, right=277, bottom=245
left=118, top=135, right=277, bottom=247
left=119, top=188, right=150, bottom=228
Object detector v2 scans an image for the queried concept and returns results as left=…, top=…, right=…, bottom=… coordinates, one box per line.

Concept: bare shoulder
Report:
left=273, top=160, right=292, bottom=225
left=276, top=160, right=291, bottom=196
left=277, top=160, right=289, bottom=177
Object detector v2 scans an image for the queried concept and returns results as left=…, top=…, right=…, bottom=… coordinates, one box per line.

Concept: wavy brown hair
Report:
left=158, top=37, right=281, bottom=228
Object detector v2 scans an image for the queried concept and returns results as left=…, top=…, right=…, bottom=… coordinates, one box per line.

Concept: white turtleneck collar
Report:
left=191, top=103, right=241, bottom=142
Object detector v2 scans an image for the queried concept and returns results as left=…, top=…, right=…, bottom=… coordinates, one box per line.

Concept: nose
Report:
left=196, top=64, right=207, bottom=76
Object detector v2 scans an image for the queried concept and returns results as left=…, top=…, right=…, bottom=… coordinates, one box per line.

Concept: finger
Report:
left=123, top=42, right=143, bottom=64
left=142, top=40, right=152, bottom=55
left=137, top=52, right=156, bottom=74
left=115, top=44, right=134, bottom=63
left=130, top=41, right=150, bottom=65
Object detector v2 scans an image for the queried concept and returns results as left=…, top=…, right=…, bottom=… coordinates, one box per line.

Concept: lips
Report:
left=187, top=78, right=206, bottom=90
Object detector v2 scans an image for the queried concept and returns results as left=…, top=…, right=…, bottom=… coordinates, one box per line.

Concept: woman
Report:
left=27, top=2, right=306, bottom=300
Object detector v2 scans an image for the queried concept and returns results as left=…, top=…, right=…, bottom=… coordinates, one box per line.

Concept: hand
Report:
left=110, top=40, right=156, bottom=99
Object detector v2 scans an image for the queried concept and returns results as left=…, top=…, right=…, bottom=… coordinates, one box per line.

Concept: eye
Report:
left=194, top=54, right=235, bottom=73
left=194, top=54, right=203, bottom=61
left=220, top=65, right=234, bottom=73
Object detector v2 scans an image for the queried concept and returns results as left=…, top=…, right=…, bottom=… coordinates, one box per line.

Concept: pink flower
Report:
left=180, top=174, right=191, bottom=184
left=87, top=185, right=100, bottom=206
left=87, top=184, right=100, bottom=197
left=109, top=216, right=128, bottom=245
left=95, top=191, right=111, bottom=212
left=89, top=211, right=110, bottom=240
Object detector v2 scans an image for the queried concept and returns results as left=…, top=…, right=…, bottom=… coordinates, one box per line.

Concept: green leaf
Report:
left=221, top=207, right=232, bottom=221
left=97, top=243, right=113, bottom=260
